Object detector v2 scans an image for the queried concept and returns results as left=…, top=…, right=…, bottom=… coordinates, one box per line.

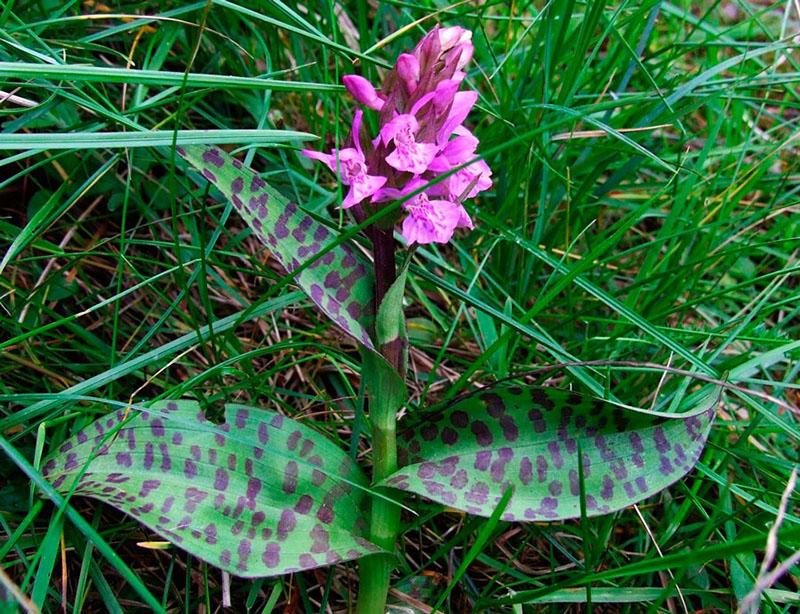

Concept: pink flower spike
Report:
left=343, top=75, right=384, bottom=110
left=381, top=114, right=439, bottom=174
left=401, top=192, right=465, bottom=244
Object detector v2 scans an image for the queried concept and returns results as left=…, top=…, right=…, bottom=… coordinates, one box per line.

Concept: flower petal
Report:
left=344, top=173, right=386, bottom=208
left=438, top=91, right=478, bottom=143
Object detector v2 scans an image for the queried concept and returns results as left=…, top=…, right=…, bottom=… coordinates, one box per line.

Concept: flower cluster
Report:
left=302, top=26, right=491, bottom=245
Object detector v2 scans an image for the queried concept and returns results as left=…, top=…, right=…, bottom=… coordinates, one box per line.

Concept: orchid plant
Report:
left=42, top=26, right=717, bottom=613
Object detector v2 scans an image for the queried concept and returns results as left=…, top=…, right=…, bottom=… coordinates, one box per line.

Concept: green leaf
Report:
left=42, top=401, right=381, bottom=578
left=178, top=145, right=376, bottom=349
left=0, top=130, right=313, bottom=150
left=383, top=386, right=717, bottom=521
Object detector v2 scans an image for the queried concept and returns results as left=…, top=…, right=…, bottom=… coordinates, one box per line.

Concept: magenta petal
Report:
left=401, top=214, right=440, bottom=245
left=346, top=173, right=386, bottom=208
left=427, top=155, right=452, bottom=174
left=301, top=149, right=332, bottom=165
left=343, top=75, right=384, bottom=110
left=455, top=204, right=474, bottom=229
left=441, top=133, right=479, bottom=165
left=352, top=109, right=365, bottom=157
left=432, top=79, right=460, bottom=113
left=438, top=91, right=478, bottom=143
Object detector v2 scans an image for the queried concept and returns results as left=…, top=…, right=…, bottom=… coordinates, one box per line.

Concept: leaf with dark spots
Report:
left=178, top=145, right=376, bottom=350
left=381, top=386, right=718, bottom=521
left=43, top=401, right=381, bottom=578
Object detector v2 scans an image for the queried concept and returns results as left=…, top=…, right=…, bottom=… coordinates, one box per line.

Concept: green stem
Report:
left=356, top=228, right=403, bottom=614
left=356, top=398, right=401, bottom=613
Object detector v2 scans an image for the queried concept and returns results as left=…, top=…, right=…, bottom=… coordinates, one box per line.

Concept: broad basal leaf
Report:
left=43, top=401, right=380, bottom=577
left=178, top=145, right=376, bottom=349
left=383, top=386, right=717, bottom=521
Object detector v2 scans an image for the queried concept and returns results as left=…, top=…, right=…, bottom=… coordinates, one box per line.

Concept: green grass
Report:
left=1, top=0, right=799, bottom=612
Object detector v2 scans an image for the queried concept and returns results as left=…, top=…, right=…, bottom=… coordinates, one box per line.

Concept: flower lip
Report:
left=380, top=114, right=439, bottom=175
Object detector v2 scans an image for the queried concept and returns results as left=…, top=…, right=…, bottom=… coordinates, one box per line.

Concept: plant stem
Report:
left=356, top=228, right=403, bottom=614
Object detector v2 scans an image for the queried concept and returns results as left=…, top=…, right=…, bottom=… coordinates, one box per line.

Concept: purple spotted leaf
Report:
left=42, top=401, right=381, bottom=577
left=178, top=145, right=376, bottom=349
left=383, top=386, right=718, bottom=521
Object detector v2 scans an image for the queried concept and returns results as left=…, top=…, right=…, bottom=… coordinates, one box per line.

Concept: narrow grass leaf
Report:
left=0, top=130, right=313, bottom=150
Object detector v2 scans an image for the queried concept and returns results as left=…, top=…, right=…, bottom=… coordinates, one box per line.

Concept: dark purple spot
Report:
left=277, top=509, right=297, bottom=541
left=474, top=451, right=491, bottom=471
left=204, top=524, right=218, bottom=545
left=299, top=553, right=316, bottom=568
left=450, top=410, right=468, bottom=428
left=202, top=148, right=225, bottom=168
left=519, top=457, right=533, bottom=485
left=184, top=459, right=197, bottom=480
left=653, top=426, right=670, bottom=453
left=500, top=416, right=518, bottom=442
left=262, top=543, right=280, bottom=568
left=471, top=420, right=493, bottom=446
left=214, top=468, right=229, bottom=491
left=418, top=463, right=436, bottom=479
left=547, top=441, right=563, bottom=469
left=441, top=427, right=458, bottom=445
left=536, top=455, right=548, bottom=483
left=294, top=494, right=313, bottom=514
left=283, top=461, right=298, bottom=494
left=450, top=469, right=468, bottom=489
left=600, top=474, right=614, bottom=501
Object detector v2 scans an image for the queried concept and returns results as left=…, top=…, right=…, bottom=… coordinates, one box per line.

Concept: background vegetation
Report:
left=1, top=0, right=799, bottom=612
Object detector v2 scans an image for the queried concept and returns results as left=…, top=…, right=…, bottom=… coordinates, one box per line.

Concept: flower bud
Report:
left=396, top=53, right=420, bottom=92
left=447, top=40, right=474, bottom=70
left=438, top=26, right=471, bottom=51
left=342, top=75, right=384, bottom=110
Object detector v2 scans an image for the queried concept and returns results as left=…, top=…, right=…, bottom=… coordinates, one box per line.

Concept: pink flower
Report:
left=302, top=111, right=386, bottom=208
left=380, top=114, right=439, bottom=175
left=401, top=191, right=472, bottom=245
